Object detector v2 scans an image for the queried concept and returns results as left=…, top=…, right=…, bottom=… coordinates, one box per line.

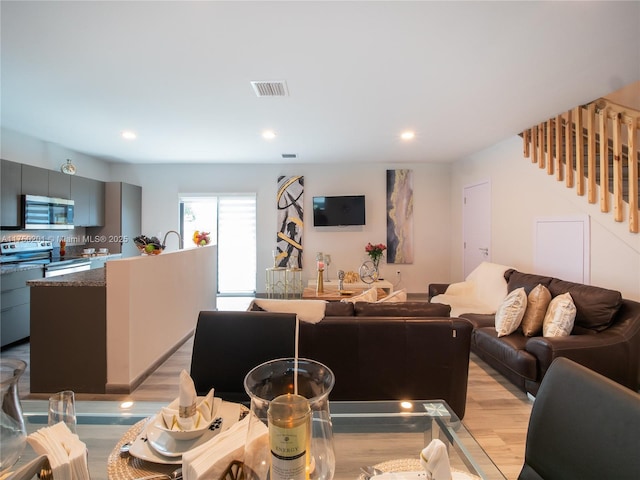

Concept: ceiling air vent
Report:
left=251, top=81, right=289, bottom=97
left=282, top=153, right=297, bottom=159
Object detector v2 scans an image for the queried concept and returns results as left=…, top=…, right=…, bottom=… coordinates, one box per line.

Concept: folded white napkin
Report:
left=182, top=413, right=268, bottom=480
left=27, top=422, right=90, bottom=480
left=160, top=370, right=215, bottom=431
left=250, top=299, right=327, bottom=323
left=420, top=439, right=452, bottom=480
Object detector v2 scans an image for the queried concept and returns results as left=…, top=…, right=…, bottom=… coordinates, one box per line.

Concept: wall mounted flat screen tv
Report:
left=313, top=195, right=366, bottom=226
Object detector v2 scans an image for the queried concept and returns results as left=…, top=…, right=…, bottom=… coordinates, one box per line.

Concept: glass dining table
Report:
left=14, top=399, right=505, bottom=480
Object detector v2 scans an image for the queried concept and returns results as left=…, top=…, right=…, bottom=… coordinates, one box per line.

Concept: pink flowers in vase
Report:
left=365, top=242, right=386, bottom=265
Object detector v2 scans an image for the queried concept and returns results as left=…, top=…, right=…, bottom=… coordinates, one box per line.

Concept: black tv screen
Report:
left=313, top=195, right=366, bottom=226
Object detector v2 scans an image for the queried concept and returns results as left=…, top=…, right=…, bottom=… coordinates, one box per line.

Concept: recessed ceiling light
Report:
left=262, top=130, right=277, bottom=140
left=400, top=131, right=415, bottom=140
left=121, top=130, right=137, bottom=140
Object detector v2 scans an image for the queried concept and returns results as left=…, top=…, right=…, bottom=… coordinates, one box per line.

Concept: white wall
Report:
left=1, top=128, right=111, bottom=181
left=450, top=135, right=640, bottom=301
left=109, top=162, right=453, bottom=293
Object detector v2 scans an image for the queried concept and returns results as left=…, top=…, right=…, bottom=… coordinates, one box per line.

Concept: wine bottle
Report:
left=267, top=393, right=311, bottom=480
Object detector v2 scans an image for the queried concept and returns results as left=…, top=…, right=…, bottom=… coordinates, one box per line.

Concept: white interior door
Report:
left=463, top=181, right=491, bottom=278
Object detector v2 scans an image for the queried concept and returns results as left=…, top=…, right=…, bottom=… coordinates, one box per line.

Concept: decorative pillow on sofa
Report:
left=341, top=287, right=377, bottom=303
left=521, top=284, right=552, bottom=337
left=495, top=287, right=527, bottom=337
left=543, top=292, right=576, bottom=337
left=376, top=288, right=407, bottom=303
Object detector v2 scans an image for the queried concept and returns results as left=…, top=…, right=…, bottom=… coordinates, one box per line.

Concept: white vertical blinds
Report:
left=217, top=195, right=257, bottom=293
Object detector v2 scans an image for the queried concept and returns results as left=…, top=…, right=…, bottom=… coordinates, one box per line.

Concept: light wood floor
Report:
left=2, top=296, right=533, bottom=480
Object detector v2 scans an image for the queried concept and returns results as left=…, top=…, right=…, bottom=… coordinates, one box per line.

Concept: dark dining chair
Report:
left=190, top=310, right=297, bottom=402
left=518, top=357, right=640, bottom=480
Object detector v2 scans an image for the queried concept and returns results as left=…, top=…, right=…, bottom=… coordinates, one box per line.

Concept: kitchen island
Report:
left=27, top=245, right=217, bottom=394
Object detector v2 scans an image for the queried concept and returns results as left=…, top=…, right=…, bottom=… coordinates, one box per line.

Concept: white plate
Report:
left=128, top=419, right=182, bottom=465
left=129, top=400, right=245, bottom=462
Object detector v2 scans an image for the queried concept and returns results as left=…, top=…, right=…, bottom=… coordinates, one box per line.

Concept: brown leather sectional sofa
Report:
left=190, top=301, right=474, bottom=418
left=430, top=269, right=640, bottom=396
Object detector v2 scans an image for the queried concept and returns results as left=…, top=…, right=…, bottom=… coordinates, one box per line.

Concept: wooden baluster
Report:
left=523, top=129, right=530, bottom=158
left=531, top=125, right=538, bottom=164
left=628, top=116, right=639, bottom=233
left=547, top=119, right=554, bottom=175
left=565, top=109, right=574, bottom=188
left=538, top=122, right=545, bottom=168
left=599, top=106, right=609, bottom=213
left=555, top=114, right=563, bottom=181
left=575, top=106, right=584, bottom=196
left=612, top=113, right=623, bottom=222
left=587, top=103, right=597, bottom=203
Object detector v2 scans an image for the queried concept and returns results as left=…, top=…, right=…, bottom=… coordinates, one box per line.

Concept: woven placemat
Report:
left=365, top=458, right=481, bottom=480
left=107, top=419, right=179, bottom=480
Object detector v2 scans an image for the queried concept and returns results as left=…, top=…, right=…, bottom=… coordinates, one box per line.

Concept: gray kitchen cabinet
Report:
left=86, top=182, right=141, bottom=257
left=70, top=176, right=105, bottom=226
left=21, top=164, right=49, bottom=196
left=1, top=159, right=22, bottom=228
left=48, top=170, right=71, bottom=199
left=21, top=164, right=71, bottom=198
left=1, top=267, right=43, bottom=347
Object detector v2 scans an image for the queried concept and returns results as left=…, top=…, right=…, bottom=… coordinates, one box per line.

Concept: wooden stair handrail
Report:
left=521, top=97, right=640, bottom=233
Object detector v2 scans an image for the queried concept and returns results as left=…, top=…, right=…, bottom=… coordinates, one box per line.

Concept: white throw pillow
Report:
left=543, top=292, right=576, bottom=337
left=341, top=287, right=378, bottom=303
left=376, top=288, right=407, bottom=303
left=494, top=288, right=527, bottom=337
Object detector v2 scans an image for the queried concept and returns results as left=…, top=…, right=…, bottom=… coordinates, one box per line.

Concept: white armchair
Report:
left=430, top=262, right=512, bottom=317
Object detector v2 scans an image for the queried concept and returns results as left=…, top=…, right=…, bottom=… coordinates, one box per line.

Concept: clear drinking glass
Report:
left=0, top=359, right=27, bottom=474
left=48, top=390, right=77, bottom=433
left=244, top=358, right=335, bottom=480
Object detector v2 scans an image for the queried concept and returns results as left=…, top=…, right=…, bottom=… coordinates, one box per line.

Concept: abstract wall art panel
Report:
left=276, top=175, right=304, bottom=268
left=386, top=169, right=414, bottom=264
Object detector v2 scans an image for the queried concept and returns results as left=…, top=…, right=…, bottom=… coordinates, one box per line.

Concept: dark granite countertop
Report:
left=27, top=268, right=106, bottom=287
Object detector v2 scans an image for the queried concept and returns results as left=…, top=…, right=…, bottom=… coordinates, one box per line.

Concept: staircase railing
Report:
left=521, top=98, right=640, bottom=233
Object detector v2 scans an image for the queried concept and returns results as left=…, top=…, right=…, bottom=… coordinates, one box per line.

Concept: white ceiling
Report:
left=2, top=1, right=639, bottom=165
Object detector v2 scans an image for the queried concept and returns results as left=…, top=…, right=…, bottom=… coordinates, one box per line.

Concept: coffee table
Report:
left=14, top=399, right=505, bottom=480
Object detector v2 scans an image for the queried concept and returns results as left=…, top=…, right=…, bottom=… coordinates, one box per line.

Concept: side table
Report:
left=265, top=267, right=286, bottom=297
left=285, top=268, right=303, bottom=295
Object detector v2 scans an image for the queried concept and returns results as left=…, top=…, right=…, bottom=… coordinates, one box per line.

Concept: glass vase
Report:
left=0, top=359, right=27, bottom=475
left=243, top=358, right=335, bottom=480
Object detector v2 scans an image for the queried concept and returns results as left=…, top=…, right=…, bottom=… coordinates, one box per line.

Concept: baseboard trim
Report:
left=105, top=330, right=194, bottom=394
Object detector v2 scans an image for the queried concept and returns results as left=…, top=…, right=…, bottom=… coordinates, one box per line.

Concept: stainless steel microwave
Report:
left=22, top=194, right=74, bottom=230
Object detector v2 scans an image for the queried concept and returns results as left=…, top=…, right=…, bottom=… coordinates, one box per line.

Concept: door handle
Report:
left=478, top=247, right=489, bottom=255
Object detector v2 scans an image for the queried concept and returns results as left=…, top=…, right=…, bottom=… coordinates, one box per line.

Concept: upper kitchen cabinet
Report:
left=1, top=160, right=22, bottom=228
left=48, top=170, right=71, bottom=199
left=70, top=176, right=105, bottom=227
left=21, top=164, right=71, bottom=198
left=86, top=182, right=141, bottom=257
left=21, top=164, right=48, bottom=196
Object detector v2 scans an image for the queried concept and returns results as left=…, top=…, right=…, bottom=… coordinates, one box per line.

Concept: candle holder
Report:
left=316, top=269, right=324, bottom=294
left=243, top=358, right=335, bottom=480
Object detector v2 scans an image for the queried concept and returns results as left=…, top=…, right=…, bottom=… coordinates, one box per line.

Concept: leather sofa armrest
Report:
left=428, top=283, right=450, bottom=300
left=525, top=320, right=640, bottom=391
